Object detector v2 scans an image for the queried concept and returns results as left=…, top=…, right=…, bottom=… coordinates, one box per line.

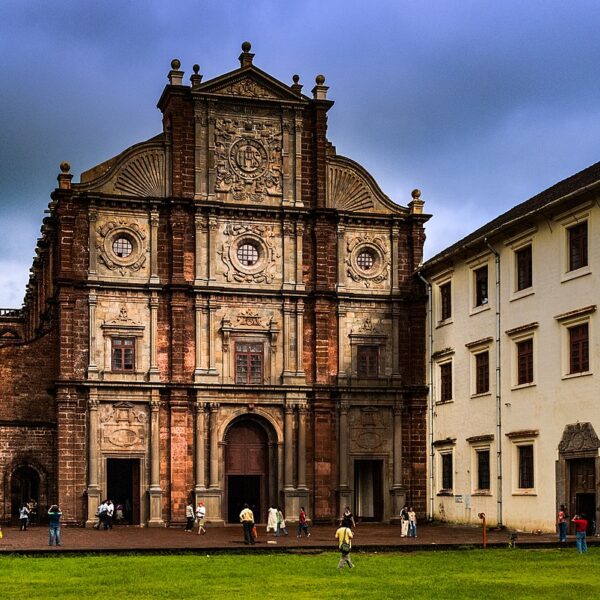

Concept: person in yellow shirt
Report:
left=239, top=504, right=255, bottom=545
left=335, top=525, right=354, bottom=569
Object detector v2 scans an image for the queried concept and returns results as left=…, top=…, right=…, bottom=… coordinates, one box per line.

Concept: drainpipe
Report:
left=484, top=238, right=502, bottom=527
left=417, top=271, right=435, bottom=522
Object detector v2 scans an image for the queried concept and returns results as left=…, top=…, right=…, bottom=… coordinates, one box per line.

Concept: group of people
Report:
left=239, top=505, right=310, bottom=545
left=18, top=499, right=38, bottom=531
left=557, top=504, right=591, bottom=553
left=184, top=501, right=206, bottom=535
left=400, top=506, right=418, bottom=538
left=95, top=499, right=115, bottom=530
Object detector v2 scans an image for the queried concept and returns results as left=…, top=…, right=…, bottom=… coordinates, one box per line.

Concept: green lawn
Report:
left=0, top=548, right=597, bottom=599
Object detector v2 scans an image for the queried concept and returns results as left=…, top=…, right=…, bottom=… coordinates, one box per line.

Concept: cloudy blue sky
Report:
left=1, top=1, right=600, bottom=306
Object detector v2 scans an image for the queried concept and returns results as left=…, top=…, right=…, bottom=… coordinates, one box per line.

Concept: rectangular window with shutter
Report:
left=516, top=338, right=533, bottom=385
left=440, top=282, right=452, bottom=321
left=112, top=338, right=135, bottom=372
left=441, top=453, right=453, bottom=490
left=515, top=245, right=532, bottom=291
left=475, top=351, right=489, bottom=394
left=440, top=362, right=452, bottom=402
left=568, top=221, right=588, bottom=272
left=477, top=449, right=490, bottom=490
left=235, top=342, right=264, bottom=384
left=474, top=266, right=488, bottom=307
left=569, top=323, right=589, bottom=374
left=357, top=345, right=379, bottom=378
left=518, top=445, right=534, bottom=489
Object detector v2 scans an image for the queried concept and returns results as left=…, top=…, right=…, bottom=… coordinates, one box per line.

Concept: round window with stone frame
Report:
left=230, top=235, right=268, bottom=275
left=105, top=229, right=143, bottom=267
left=350, top=242, right=387, bottom=283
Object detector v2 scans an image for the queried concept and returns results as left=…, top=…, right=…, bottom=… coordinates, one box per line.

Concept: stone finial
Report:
left=190, top=63, right=203, bottom=89
left=57, top=161, right=73, bottom=190
left=291, top=74, right=303, bottom=95
left=239, top=41, right=254, bottom=68
left=168, top=58, right=184, bottom=85
left=312, top=74, right=329, bottom=100
left=409, top=189, right=424, bottom=214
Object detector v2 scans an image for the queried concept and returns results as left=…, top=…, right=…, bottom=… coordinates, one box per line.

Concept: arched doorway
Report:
left=225, top=418, right=271, bottom=524
left=11, top=466, right=40, bottom=519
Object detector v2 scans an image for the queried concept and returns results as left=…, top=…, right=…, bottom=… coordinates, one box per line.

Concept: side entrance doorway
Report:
left=354, top=459, right=384, bottom=521
left=10, top=466, right=40, bottom=521
left=569, top=458, right=596, bottom=535
left=106, top=458, right=141, bottom=525
left=225, top=419, right=270, bottom=524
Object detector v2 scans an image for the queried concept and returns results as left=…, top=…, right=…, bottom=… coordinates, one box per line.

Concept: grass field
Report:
left=0, top=548, right=597, bottom=599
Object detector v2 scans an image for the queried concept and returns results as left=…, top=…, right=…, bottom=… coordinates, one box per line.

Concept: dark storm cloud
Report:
left=1, top=0, right=600, bottom=305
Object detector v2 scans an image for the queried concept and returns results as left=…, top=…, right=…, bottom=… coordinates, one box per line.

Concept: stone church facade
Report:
left=0, top=44, right=429, bottom=526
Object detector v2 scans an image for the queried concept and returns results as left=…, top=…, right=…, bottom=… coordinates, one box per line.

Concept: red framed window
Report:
left=518, top=445, right=534, bottom=489
left=516, top=339, right=533, bottom=385
left=569, top=323, right=589, bottom=374
left=440, top=282, right=452, bottom=321
left=112, top=338, right=135, bottom=372
left=440, top=362, right=452, bottom=402
left=235, top=342, right=263, bottom=384
left=515, top=245, right=532, bottom=291
left=568, top=222, right=588, bottom=271
left=475, top=351, right=489, bottom=394
left=357, top=345, right=379, bottom=378
left=474, top=266, right=488, bottom=306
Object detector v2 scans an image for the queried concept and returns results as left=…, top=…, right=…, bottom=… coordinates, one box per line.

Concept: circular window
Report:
left=112, top=236, right=133, bottom=258
left=237, top=242, right=260, bottom=266
left=357, top=249, right=375, bottom=271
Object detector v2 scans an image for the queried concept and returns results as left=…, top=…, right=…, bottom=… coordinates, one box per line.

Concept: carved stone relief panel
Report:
left=95, top=212, right=150, bottom=280
left=349, top=406, right=392, bottom=454
left=99, top=402, right=148, bottom=451
left=217, top=220, right=282, bottom=285
left=559, top=422, right=600, bottom=456
left=345, top=230, right=391, bottom=290
left=215, top=115, right=283, bottom=203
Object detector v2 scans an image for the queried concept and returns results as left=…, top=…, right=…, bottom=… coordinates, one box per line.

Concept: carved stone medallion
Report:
left=215, top=117, right=282, bottom=202
left=99, top=402, right=147, bottom=450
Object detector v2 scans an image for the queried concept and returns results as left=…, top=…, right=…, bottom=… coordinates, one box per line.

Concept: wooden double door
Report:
left=225, top=420, right=269, bottom=523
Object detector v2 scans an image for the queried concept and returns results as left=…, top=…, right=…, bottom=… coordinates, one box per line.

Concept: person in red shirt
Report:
left=297, top=507, right=310, bottom=538
left=572, top=514, right=588, bottom=554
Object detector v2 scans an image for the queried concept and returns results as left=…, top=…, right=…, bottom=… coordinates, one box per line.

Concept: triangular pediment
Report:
left=197, top=66, right=308, bottom=103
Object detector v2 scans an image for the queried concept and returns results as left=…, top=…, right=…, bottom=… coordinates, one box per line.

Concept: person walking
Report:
left=335, top=525, right=355, bottom=569
left=105, top=499, right=115, bottom=530
left=19, top=504, right=30, bottom=531
left=297, top=507, right=310, bottom=538
left=266, top=505, right=278, bottom=535
left=408, top=507, right=417, bottom=538
left=340, top=506, right=356, bottom=529
left=275, top=506, right=288, bottom=537
left=196, top=502, right=206, bottom=535
left=97, top=500, right=108, bottom=530
left=239, top=504, right=255, bottom=545
left=185, top=501, right=195, bottom=532
left=400, top=505, right=409, bottom=538
left=557, top=505, right=568, bottom=543
left=48, top=504, right=62, bottom=546
left=572, top=514, right=588, bottom=554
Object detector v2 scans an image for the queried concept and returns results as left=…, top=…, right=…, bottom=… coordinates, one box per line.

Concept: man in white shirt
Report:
left=196, top=502, right=206, bottom=535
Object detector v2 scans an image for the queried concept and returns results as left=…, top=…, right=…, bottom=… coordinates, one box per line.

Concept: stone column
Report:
left=282, top=220, right=294, bottom=288
left=87, top=290, right=98, bottom=380
left=295, top=300, right=305, bottom=377
left=209, top=403, right=220, bottom=488
left=282, top=299, right=293, bottom=379
left=392, top=304, right=401, bottom=381
left=149, top=209, right=159, bottom=284
left=337, top=306, right=347, bottom=383
left=194, top=212, right=208, bottom=285
left=284, top=404, right=295, bottom=490
left=391, top=401, right=407, bottom=522
left=88, top=207, right=98, bottom=279
left=391, top=224, right=400, bottom=293
left=193, top=296, right=204, bottom=380
left=295, top=222, right=305, bottom=290
left=85, top=390, right=101, bottom=526
left=207, top=215, right=218, bottom=282
left=207, top=104, right=217, bottom=201
left=149, top=293, right=159, bottom=381
left=338, top=401, right=352, bottom=513
left=148, top=392, right=164, bottom=526
left=294, top=109, right=303, bottom=207
left=336, top=223, right=346, bottom=290
left=195, top=401, right=207, bottom=492
left=297, top=405, right=307, bottom=489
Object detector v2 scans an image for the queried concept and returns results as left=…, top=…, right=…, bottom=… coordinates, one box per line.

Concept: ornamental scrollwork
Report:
left=215, top=117, right=282, bottom=203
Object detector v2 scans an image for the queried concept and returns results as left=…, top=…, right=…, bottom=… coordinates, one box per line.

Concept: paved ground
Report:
left=1, top=521, right=595, bottom=553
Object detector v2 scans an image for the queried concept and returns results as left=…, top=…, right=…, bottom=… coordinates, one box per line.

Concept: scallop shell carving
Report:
left=327, top=164, right=374, bottom=212
left=114, top=151, right=165, bottom=197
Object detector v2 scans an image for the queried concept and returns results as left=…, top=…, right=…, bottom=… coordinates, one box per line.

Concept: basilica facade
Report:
left=0, top=44, right=428, bottom=526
